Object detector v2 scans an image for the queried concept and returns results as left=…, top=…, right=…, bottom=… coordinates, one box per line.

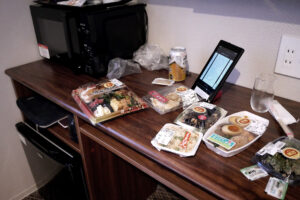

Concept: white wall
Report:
left=146, top=0, right=300, bottom=102
left=0, top=1, right=60, bottom=199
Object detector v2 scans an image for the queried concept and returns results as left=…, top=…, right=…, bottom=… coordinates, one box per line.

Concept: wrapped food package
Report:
left=203, top=111, right=269, bottom=157
left=151, top=123, right=203, bottom=157
left=174, top=102, right=227, bottom=134
left=72, top=79, right=148, bottom=124
left=254, top=137, right=300, bottom=185
left=143, top=84, right=189, bottom=115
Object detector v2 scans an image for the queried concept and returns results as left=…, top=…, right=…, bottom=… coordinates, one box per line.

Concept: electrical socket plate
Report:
left=275, top=35, right=300, bottom=79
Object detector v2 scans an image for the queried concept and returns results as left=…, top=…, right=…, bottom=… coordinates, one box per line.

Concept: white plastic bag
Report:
left=133, top=44, right=168, bottom=71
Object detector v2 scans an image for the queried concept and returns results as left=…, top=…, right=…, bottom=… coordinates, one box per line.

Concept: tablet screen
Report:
left=199, top=46, right=237, bottom=89
left=192, top=40, right=244, bottom=102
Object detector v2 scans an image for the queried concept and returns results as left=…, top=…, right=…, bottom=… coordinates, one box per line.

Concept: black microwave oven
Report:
left=30, top=3, right=148, bottom=77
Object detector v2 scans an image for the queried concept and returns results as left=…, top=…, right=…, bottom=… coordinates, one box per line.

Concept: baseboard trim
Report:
left=9, top=166, right=62, bottom=200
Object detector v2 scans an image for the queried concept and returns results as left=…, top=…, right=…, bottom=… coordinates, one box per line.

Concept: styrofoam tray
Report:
left=203, top=111, right=269, bottom=157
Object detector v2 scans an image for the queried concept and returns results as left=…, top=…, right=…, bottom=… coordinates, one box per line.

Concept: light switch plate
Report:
left=275, top=35, right=300, bottom=79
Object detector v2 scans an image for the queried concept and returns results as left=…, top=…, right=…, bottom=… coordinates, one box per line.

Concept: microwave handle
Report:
left=63, top=13, right=78, bottom=59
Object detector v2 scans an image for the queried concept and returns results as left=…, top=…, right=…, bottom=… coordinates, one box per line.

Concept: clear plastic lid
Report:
left=72, top=79, right=147, bottom=124
left=151, top=123, right=203, bottom=157
left=174, top=102, right=227, bottom=134
left=143, top=84, right=189, bottom=115
left=203, top=111, right=269, bottom=157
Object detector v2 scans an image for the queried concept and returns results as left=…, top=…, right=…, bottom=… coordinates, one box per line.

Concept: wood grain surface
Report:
left=6, top=60, right=300, bottom=200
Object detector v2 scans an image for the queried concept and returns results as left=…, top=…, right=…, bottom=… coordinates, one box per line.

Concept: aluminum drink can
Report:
left=169, top=47, right=189, bottom=82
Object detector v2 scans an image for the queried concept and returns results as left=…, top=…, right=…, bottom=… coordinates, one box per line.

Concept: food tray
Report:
left=174, top=102, right=227, bottom=134
left=203, top=111, right=269, bottom=157
left=143, top=84, right=189, bottom=115
left=151, top=123, right=203, bottom=157
left=72, top=79, right=148, bottom=124
left=253, top=137, right=300, bottom=185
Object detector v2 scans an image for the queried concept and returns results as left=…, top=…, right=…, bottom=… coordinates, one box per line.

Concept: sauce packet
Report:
left=265, top=177, right=288, bottom=199
left=240, top=165, right=268, bottom=181
left=152, top=78, right=175, bottom=86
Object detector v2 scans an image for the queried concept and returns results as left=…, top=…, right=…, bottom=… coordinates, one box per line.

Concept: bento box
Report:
left=72, top=79, right=148, bottom=124
left=203, top=111, right=269, bottom=157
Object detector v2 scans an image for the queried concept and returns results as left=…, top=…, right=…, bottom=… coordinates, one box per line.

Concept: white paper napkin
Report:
left=269, top=100, right=298, bottom=125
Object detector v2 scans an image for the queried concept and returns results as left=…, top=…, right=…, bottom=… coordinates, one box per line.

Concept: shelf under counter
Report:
left=47, top=123, right=81, bottom=154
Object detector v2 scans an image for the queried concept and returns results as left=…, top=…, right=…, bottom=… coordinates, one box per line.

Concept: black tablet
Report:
left=192, top=40, right=244, bottom=102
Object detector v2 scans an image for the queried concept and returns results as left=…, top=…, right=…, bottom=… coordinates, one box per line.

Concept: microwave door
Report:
left=30, top=5, right=76, bottom=61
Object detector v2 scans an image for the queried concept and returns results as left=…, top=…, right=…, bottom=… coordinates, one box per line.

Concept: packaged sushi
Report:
left=174, top=102, right=227, bottom=134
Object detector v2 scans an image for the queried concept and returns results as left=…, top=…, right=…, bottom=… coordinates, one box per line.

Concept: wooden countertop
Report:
left=6, top=60, right=300, bottom=199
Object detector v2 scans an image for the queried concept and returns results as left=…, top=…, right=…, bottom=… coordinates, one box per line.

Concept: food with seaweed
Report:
left=256, top=137, right=300, bottom=183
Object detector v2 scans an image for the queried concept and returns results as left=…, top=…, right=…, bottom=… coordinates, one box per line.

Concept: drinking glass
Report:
left=250, top=73, right=275, bottom=113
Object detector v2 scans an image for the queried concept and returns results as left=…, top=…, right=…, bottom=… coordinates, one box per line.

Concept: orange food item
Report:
left=169, top=62, right=186, bottom=82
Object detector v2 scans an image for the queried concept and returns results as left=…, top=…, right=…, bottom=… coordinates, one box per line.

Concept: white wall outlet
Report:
left=275, top=35, right=300, bottom=79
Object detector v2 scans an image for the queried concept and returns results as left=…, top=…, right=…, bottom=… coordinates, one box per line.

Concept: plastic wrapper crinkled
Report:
left=133, top=44, right=168, bottom=71
left=72, top=79, right=148, bottom=124
left=106, top=58, right=142, bottom=79
left=254, top=136, right=300, bottom=185
left=151, top=123, right=203, bottom=157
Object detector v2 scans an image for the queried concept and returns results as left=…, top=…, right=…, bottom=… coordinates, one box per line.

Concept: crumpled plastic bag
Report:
left=133, top=44, right=168, bottom=71
left=106, top=58, right=142, bottom=79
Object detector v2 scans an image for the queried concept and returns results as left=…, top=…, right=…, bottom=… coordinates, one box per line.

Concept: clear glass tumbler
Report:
left=250, top=73, right=275, bottom=113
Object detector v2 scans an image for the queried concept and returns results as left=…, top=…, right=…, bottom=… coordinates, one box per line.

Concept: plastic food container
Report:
left=143, top=84, right=189, bottom=115
left=151, top=123, right=203, bottom=157
left=203, top=111, right=269, bottom=157
left=253, top=137, right=300, bottom=185
left=72, top=79, right=148, bottom=124
left=174, top=102, right=227, bottom=134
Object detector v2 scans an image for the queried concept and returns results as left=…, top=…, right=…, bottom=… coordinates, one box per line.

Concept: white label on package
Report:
left=245, top=119, right=268, bottom=135
left=110, top=79, right=123, bottom=87
left=155, top=128, right=175, bottom=146
left=200, top=102, right=216, bottom=110
left=38, top=44, right=50, bottom=59
left=268, top=141, right=286, bottom=156
left=257, top=142, right=273, bottom=156
left=194, top=86, right=209, bottom=100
